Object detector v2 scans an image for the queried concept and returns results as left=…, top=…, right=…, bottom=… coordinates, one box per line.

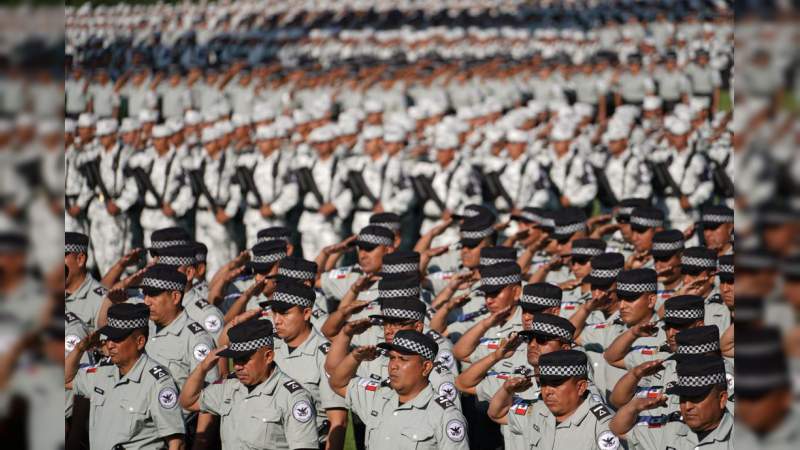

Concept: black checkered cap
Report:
left=65, top=232, right=89, bottom=254
left=652, top=229, right=685, bottom=254
left=630, top=206, right=665, bottom=229
left=553, top=207, right=587, bottom=238
left=278, top=257, right=318, bottom=281
left=150, top=227, right=191, bottom=249
left=380, top=330, right=438, bottom=361
left=521, top=283, right=562, bottom=308
left=460, top=211, right=496, bottom=242
left=381, top=251, right=420, bottom=275
left=480, top=246, right=517, bottom=266
left=676, top=326, right=721, bottom=355
left=675, top=357, right=726, bottom=388
left=378, top=275, right=421, bottom=299
left=589, top=253, right=625, bottom=281
left=664, top=295, right=705, bottom=321
left=194, top=242, right=208, bottom=263
left=370, top=212, right=401, bottom=232
left=681, top=247, right=717, bottom=270
left=526, top=313, right=575, bottom=341
left=106, top=303, right=149, bottom=330
left=379, top=298, right=426, bottom=322
left=227, top=319, right=274, bottom=351
left=616, top=198, right=650, bottom=220
left=512, top=207, right=547, bottom=224
left=538, top=350, right=588, bottom=378
left=616, top=269, right=658, bottom=295
left=256, top=226, right=291, bottom=244
left=736, top=249, right=776, bottom=271
left=273, top=280, right=315, bottom=308
left=252, top=240, right=288, bottom=264
left=356, top=225, right=394, bottom=247
left=155, top=245, right=197, bottom=267
left=479, top=262, right=522, bottom=288
left=141, top=265, right=187, bottom=292
left=701, top=205, right=734, bottom=225
left=718, top=254, right=733, bottom=276
left=571, top=238, right=606, bottom=257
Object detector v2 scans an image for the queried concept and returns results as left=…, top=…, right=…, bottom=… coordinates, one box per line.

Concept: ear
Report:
left=511, top=284, right=522, bottom=300
left=647, top=293, right=656, bottom=310
left=576, top=378, right=589, bottom=396
left=185, top=265, right=196, bottom=280
left=414, top=322, right=424, bottom=333
left=302, top=307, right=312, bottom=322
left=287, top=244, right=295, bottom=256
left=171, top=290, right=183, bottom=308
left=718, top=388, right=728, bottom=409
left=421, top=359, right=433, bottom=377
left=77, top=252, right=87, bottom=267
left=135, top=333, right=147, bottom=351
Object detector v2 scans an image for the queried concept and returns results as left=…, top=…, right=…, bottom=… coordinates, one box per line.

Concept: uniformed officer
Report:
left=65, top=303, right=186, bottom=450
left=684, top=49, right=722, bottom=112
left=179, top=319, right=320, bottom=450
left=610, top=356, right=732, bottom=449
left=679, top=247, right=730, bottom=334
left=560, top=239, right=606, bottom=319
left=593, top=125, right=653, bottom=205
left=225, top=240, right=288, bottom=320
left=269, top=280, right=348, bottom=449
left=539, top=123, right=598, bottom=209
left=606, top=198, right=650, bottom=257
left=274, top=256, right=329, bottom=331
left=533, top=208, right=589, bottom=285
left=328, top=329, right=471, bottom=449
left=86, top=119, right=139, bottom=275
left=626, top=206, right=665, bottom=270
left=488, top=350, right=620, bottom=450
left=699, top=205, right=734, bottom=257
left=716, top=254, right=734, bottom=314
left=65, top=232, right=108, bottom=331
left=653, top=52, right=690, bottom=111
left=614, top=54, right=654, bottom=106
left=650, top=229, right=685, bottom=311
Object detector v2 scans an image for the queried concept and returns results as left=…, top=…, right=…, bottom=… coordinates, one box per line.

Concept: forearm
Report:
left=487, top=388, right=513, bottom=424
left=431, top=286, right=456, bottom=310
left=179, top=366, right=208, bottom=412
left=222, top=293, right=253, bottom=324
left=325, top=409, right=348, bottom=450
left=609, top=403, right=641, bottom=437
left=206, top=276, right=227, bottom=305
left=320, top=309, right=351, bottom=340
left=324, top=332, right=353, bottom=375
left=413, top=230, right=436, bottom=253
left=329, top=352, right=361, bottom=395
left=452, top=320, right=491, bottom=362
left=165, top=435, right=185, bottom=450
left=428, top=303, right=453, bottom=334
left=604, top=329, right=637, bottom=367
left=455, top=353, right=500, bottom=392
left=325, top=253, right=344, bottom=272
left=96, top=298, right=113, bottom=329
left=609, top=370, right=642, bottom=409
left=569, top=304, right=593, bottom=339
left=517, top=248, right=535, bottom=275
left=101, top=262, right=127, bottom=289
left=527, top=264, right=551, bottom=284
left=65, top=347, right=86, bottom=389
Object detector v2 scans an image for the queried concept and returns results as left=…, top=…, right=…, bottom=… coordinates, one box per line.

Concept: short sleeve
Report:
left=344, top=376, right=378, bottom=419
left=438, top=407, right=470, bottom=450
left=317, top=351, right=347, bottom=409
left=623, top=347, right=657, bottom=370
left=475, top=376, right=502, bottom=403
left=72, top=366, right=95, bottom=397
left=284, top=390, right=320, bottom=450
left=199, top=382, right=225, bottom=415
left=321, top=271, right=348, bottom=301
left=627, top=422, right=659, bottom=450
left=506, top=404, right=529, bottom=436
left=149, top=378, right=186, bottom=439
left=188, top=332, right=219, bottom=383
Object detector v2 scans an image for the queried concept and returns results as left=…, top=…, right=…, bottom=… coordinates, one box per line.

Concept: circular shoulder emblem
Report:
left=65, top=334, right=81, bottom=353
left=446, top=419, right=466, bottom=442
left=158, top=387, right=178, bottom=409
left=193, top=343, right=211, bottom=361
left=292, top=400, right=313, bottom=423
left=203, top=314, right=222, bottom=332
left=597, top=431, right=620, bottom=450
left=438, top=382, right=457, bottom=402
left=436, top=350, right=455, bottom=369
left=726, top=373, right=734, bottom=391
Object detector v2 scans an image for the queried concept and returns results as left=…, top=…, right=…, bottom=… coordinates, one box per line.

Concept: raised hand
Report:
left=343, top=317, right=372, bottom=337
left=631, top=322, right=660, bottom=338
left=630, top=394, right=669, bottom=413
left=632, top=360, right=665, bottom=379
left=200, top=346, right=227, bottom=371
left=502, top=376, right=534, bottom=394
left=76, top=330, right=102, bottom=353
left=485, top=305, right=513, bottom=328
left=352, top=345, right=380, bottom=362
left=494, top=332, right=523, bottom=360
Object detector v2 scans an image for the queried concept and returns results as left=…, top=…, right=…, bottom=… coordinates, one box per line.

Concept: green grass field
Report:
left=344, top=414, right=357, bottom=450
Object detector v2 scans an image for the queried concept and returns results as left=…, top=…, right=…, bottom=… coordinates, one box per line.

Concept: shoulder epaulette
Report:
left=195, top=299, right=210, bottom=309
left=433, top=395, right=455, bottom=410
left=283, top=380, right=303, bottom=393
left=93, top=286, right=108, bottom=296
left=188, top=322, right=205, bottom=334
left=66, top=312, right=80, bottom=323
left=589, top=403, right=612, bottom=421
left=149, top=365, right=170, bottom=381
left=318, top=342, right=331, bottom=354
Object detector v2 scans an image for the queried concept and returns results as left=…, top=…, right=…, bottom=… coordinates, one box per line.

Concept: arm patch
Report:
left=195, top=299, right=210, bottom=309
left=188, top=322, right=205, bottom=334
left=66, top=312, right=80, bottom=323
left=149, top=365, right=170, bottom=381
left=94, top=286, right=108, bottom=296
left=589, top=404, right=612, bottom=421
left=283, top=380, right=303, bottom=393
left=318, top=342, right=331, bottom=354
left=433, top=395, right=455, bottom=410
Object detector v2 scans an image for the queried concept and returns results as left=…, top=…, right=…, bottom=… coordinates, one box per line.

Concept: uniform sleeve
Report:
left=685, top=154, right=713, bottom=207
left=626, top=422, right=659, bottom=450
left=579, top=324, right=608, bottom=349
left=71, top=366, right=95, bottom=397
left=199, top=304, right=225, bottom=340
left=199, top=382, right=225, bottom=415
left=475, top=375, right=502, bottom=403
left=189, top=332, right=219, bottom=383
left=629, top=158, right=653, bottom=200
left=149, top=378, right=186, bottom=439
left=506, top=404, right=528, bottom=436
left=270, top=159, right=299, bottom=216
left=437, top=407, right=471, bottom=450
left=222, top=162, right=242, bottom=218
left=565, top=158, right=598, bottom=208
left=284, top=389, right=321, bottom=450
left=344, top=376, right=378, bottom=420
left=320, top=271, right=349, bottom=301
left=115, top=163, right=140, bottom=212
left=169, top=172, right=195, bottom=216
left=317, top=351, right=347, bottom=409
left=623, top=347, right=659, bottom=370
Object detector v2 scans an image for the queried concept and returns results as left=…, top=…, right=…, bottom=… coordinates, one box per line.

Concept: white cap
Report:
left=166, top=118, right=184, bottom=134
left=383, top=127, right=406, bottom=143
left=215, top=121, right=234, bottom=135
left=338, top=119, right=359, bottom=136
left=232, top=113, right=252, bottom=127
left=184, top=110, right=202, bottom=126
left=362, top=126, right=383, bottom=140
left=603, top=125, right=628, bottom=142
left=689, top=96, right=710, bottom=114
left=667, top=118, right=691, bottom=135
left=201, top=127, right=220, bottom=143
left=643, top=96, right=663, bottom=111
left=293, top=110, right=312, bottom=125
left=673, top=104, right=692, bottom=123
left=309, top=126, right=335, bottom=143
left=77, top=113, right=96, bottom=128
left=550, top=121, right=574, bottom=141
left=120, top=118, right=140, bottom=133
left=96, top=119, right=118, bottom=136
left=38, top=120, right=60, bottom=136
left=573, top=103, right=593, bottom=118
left=434, top=132, right=459, bottom=150
left=255, top=125, right=278, bottom=141
left=506, top=129, right=528, bottom=144
left=152, top=125, right=171, bottom=139
left=364, top=99, right=384, bottom=114
left=65, top=118, right=76, bottom=134
left=203, top=110, right=219, bottom=124
left=253, top=104, right=277, bottom=122
left=138, top=109, right=157, bottom=123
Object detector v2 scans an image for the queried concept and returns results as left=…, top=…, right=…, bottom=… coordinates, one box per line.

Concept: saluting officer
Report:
left=65, top=232, right=108, bottom=332
left=488, top=350, right=620, bottom=450
left=651, top=229, right=685, bottom=311
left=679, top=247, right=731, bottom=334
left=179, top=319, right=320, bottom=450
left=65, top=303, right=186, bottom=450
left=593, top=124, right=652, bottom=205
left=328, top=329, right=471, bottom=449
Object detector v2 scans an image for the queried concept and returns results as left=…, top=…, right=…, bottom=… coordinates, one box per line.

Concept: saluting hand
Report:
left=502, top=376, right=533, bottom=394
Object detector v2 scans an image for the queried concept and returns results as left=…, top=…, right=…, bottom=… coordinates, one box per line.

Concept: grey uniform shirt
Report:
left=65, top=275, right=108, bottom=332
left=88, top=82, right=117, bottom=118
left=507, top=395, right=620, bottom=450
left=345, top=379, right=470, bottom=450
left=72, top=354, right=185, bottom=450
left=615, top=72, right=655, bottom=103
left=273, top=331, right=347, bottom=443
left=627, top=409, right=733, bottom=450
left=685, top=63, right=721, bottom=95
left=145, top=312, right=218, bottom=389
left=654, top=69, right=691, bottom=101
left=182, top=288, right=225, bottom=340
left=200, top=368, right=319, bottom=450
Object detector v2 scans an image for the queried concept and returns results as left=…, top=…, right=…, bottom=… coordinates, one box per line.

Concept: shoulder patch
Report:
left=446, top=419, right=466, bottom=442
left=283, top=380, right=303, bottom=393
left=94, top=286, right=108, bottom=296
left=194, top=299, right=210, bottom=309
left=590, top=403, right=613, bottom=421
left=149, top=365, right=170, bottom=381
left=65, top=312, right=80, bottom=323
left=158, top=387, right=178, bottom=409
left=318, top=342, right=331, bottom=355
left=433, top=395, right=455, bottom=410
left=292, top=399, right=314, bottom=423
left=426, top=329, right=443, bottom=341
left=597, top=431, right=620, bottom=450
left=203, top=314, right=222, bottom=332
left=188, top=322, right=205, bottom=334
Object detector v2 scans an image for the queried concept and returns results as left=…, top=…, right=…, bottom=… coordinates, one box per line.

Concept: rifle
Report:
left=295, top=167, right=325, bottom=206
left=347, top=170, right=378, bottom=207
left=87, top=159, right=113, bottom=203
left=413, top=175, right=446, bottom=212
left=541, top=163, right=563, bottom=200
left=131, top=166, right=165, bottom=206
left=487, top=170, right=515, bottom=211
left=236, top=166, right=264, bottom=206
left=711, top=158, right=734, bottom=198
left=189, top=169, right=221, bottom=212
left=592, top=166, right=619, bottom=207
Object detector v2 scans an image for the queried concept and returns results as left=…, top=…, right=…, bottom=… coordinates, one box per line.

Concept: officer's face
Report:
left=526, top=335, right=568, bottom=366
left=679, top=385, right=727, bottom=432
left=365, top=138, right=382, bottom=156
left=764, top=223, right=794, bottom=256
left=460, top=241, right=487, bottom=269
left=435, top=148, right=456, bottom=166
left=720, top=280, right=734, bottom=310
left=654, top=253, right=681, bottom=282
left=552, top=140, right=570, bottom=155
left=383, top=320, right=422, bottom=344
left=668, top=132, right=689, bottom=150
left=153, top=137, right=170, bottom=153
left=106, top=330, right=146, bottom=367
left=631, top=227, right=655, bottom=252
left=702, top=224, right=732, bottom=252
left=100, top=134, right=117, bottom=149
left=619, top=293, right=655, bottom=325
left=618, top=220, right=633, bottom=241
left=143, top=290, right=182, bottom=325
left=736, top=269, right=776, bottom=298
left=233, top=347, right=274, bottom=386
left=541, top=377, right=588, bottom=418
left=273, top=306, right=312, bottom=341
left=736, top=389, right=792, bottom=434
left=506, top=142, right=526, bottom=159
left=590, top=285, right=618, bottom=313
left=608, top=139, right=627, bottom=155
left=0, top=250, right=26, bottom=279
left=387, top=350, right=431, bottom=394
left=357, top=245, right=389, bottom=274
left=64, top=251, right=87, bottom=285
left=664, top=319, right=702, bottom=351
left=485, top=284, right=520, bottom=314
left=570, top=257, right=592, bottom=279
left=681, top=270, right=713, bottom=296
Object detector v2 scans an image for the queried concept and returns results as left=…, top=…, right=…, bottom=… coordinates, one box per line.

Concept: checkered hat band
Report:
left=357, top=233, right=393, bottom=246
left=555, top=222, right=585, bottom=235
left=631, top=216, right=663, bottom=228
left=617, top=282, right=657, bottom=293
left=274, top=291, right=313, bottom=308
left=702, top=213, right=733, bottom=224
left=253, top=251, right=287, bottom=264
left=257, top=236, right=289, bottom=244
left=141, top=277, right=185, bottom=291
left=541, top=218, right=556, bottom=228
left=678, top=372, right=725, bottom=387
left=521, top=294, right=560, bottom=307
left=652, top=241, right=684, bottom=252
left=380, top=287, right=420, bottom=298
left=372, top=222, right=400, bottom=232
left=718, top=264, right=733, bottom=274
left=107, top=317, right=148, bottom=329
left=591, top=268, right=622, bottom=279
left=278, top=267, right=316, bottom=281
left=229, top=336, right=273, bottom=352
left=382, top=263, right=419, bottom=274
left=531, top=322, right=572, bottom=341
left=539, top=363, right=586, bottom=377
left=618, top=207, right=634, bottom=216
left=392, top=336, right=435, bottom=360
left=151, top=239, right=189, bottom=249
left=463, top=209, right=480, bottom=218
left=481, top=274, right=521, bottom=287
left=381, top=308, right=425, bottom=322
left=736, top=373, right=787, bottom=389
left=682, top=256, right=716, bottom=269
left=65, top=243, right=88, bottom=253
left=677, top=341, right=720, bottom=355
left=572, top=247, right=603, bottom=257
left=522, top=212, right=543, bottom=223
left=480, top=257, right=512, bottom=266
left=158, top=255, right=195, bottom=267
left=461, top=227, right=494, bottom=240
left=664, top=309, right=704, bottom=320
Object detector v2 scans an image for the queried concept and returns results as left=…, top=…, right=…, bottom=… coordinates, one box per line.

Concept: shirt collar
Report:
left=113, top=353, right=148, bottom=385
left=389, top=383, right=434, bottom=410
left=277, top=330, right=319, bottom=358
left=554, top=396, right=593, bottom=428
left=153, top=311, right=189, bottom=337
left=66, top=275, right=95, bottom=301
left=246, top=367, right=282, bottom=398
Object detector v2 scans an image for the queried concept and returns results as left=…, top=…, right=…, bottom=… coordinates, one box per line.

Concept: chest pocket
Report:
left=400, top=426, right=436, bottom=450
left=119, top=394, right=151, bottom=436
left=242, top=406, right=285, bottom=447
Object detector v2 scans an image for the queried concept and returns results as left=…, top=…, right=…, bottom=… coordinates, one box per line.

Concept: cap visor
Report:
left=355, top=241, right=379, bottom=251
left=520, top=303, right=550, bottom=313
left=376, top=342, right=418, bottom=357
left=460, top=238, right=482, bottom=248
left=510, top=214, right=533, bottom=223
left=665, top=384, right=713, bottom=397
left=217, top=347, right=257, bottom=359
left=246, top=261, right=274, bottom=274
left=631, top=224, right=650, bottom=233
left=270, top=300, right=308, bottom=312
left=586, top=275, right=613, bottom=289
left=97, top=325, right=135, bottom=342
left=477, top=284, right=505, bottom=295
